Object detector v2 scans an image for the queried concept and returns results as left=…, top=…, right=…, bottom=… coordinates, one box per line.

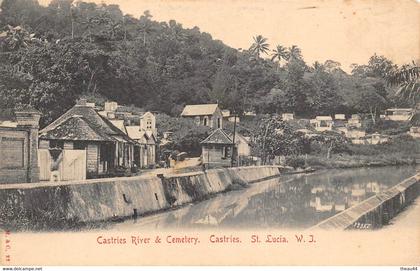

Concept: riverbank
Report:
left=301, top=154, right=418, bottom=170
left=286, top=135, right=420, bottom=170
left=0, top=166, right=282, bottom=231
left=311, top=172, right=420, bottom=230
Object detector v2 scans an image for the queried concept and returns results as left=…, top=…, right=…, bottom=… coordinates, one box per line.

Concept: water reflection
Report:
left=110, top=166, right=418, bottom=230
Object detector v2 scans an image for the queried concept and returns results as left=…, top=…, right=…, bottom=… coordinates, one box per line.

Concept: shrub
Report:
left=286, top=156, right=306, bottom=169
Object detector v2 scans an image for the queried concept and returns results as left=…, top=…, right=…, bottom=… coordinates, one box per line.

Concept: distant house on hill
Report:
left=383, top=108, right=414, bottom=122
left=282, top=113, right=294, bottom=121
left=222, top=109, right=240, bottom=123
left=347, top=114, right=362, bottom=128
left=409, top=113, right=420, bottom=138
left=312, top=116, right=333, bottom=132
left=181, top=104, right=223, bottom=128
left=39, top=99, right=138, bottom=178
left=334, top=114, right=346, bottom=120
left=201, top=128, right=234, bottom=168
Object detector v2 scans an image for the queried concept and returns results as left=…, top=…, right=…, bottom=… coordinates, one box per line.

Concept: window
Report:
left=146, top=118, right=152, bottom=129
left=73, top=141, right=87, bottom=150
left=217, top=118, right=221, bottom=128
left=203, top=117, right=208, bottom=126
left=49, top=140, right=64, bottom=149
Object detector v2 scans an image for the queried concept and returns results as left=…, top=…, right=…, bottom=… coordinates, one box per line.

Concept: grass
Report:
left=292, top=135, right=420, bottom=170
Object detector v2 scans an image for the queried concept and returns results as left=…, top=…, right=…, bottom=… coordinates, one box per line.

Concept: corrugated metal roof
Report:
left=181, top=104, right=219, bottom=116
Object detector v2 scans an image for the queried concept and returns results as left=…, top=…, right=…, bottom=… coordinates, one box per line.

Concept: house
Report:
left=39, top=99, right=138, bottom=178
left=346, top=129, right=366, bottom=139
left=366, top=133, right=389, bottom=145
left=233, top=134, right=251, bottom=157
left=352, top=133, right=389, bottom=145
left=139, top=111, right=157, bottom=138
left=222, top=110, right=230, bottom=119
left=347, top=129, right=367, bottom=144
left=334, top=114, right=346, bottom=120
left=333, top=120, right=347, bottom=135
left=232, top=133, right=253, bottom=166
left=312, top=116, right=333, bottom=132
left=383, top=108, right=414, bottom=122
left=408, top=127, right=420, bottom=139
left=98, top=101, right=158, bottom=166
left=244, top=111, right=257, bottom=117
left=181, top=104, right=223, bottom=128
left=201, top=129, right=235, bottom=168
left=126, top=127, right=156, bottom=168
left=282, top=113, right=294, bottom=121
left=347, top=114, right=362, bottom=128
left=221, top=109, right=240, bottom=123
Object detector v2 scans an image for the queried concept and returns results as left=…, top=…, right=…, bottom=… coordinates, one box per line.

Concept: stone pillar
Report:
left=16, top=109, right=41, bottom=183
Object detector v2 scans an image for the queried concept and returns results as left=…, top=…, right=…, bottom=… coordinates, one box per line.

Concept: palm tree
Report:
left=249, top=35, right=269, bottom=58
left=271, top=45, right=289, bottom=66
left=387, top=62, right=420, bottom=106
left=288, top=45, right=302, bottom=61
left=312, top=61, right=325, bottom=73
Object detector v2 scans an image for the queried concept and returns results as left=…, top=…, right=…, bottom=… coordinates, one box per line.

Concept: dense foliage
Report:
left=0, top=0, right=414, bottom=128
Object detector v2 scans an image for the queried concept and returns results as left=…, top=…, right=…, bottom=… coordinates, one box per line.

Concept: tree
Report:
left=249, top=35, right=269, bottom=58
left=287, top=45, right=302, bottom=61
left=138, top=10, right=153, bottom=46
left=306, top=63, right=343, bottom=115
left=270, top=44, right=288, bottom=67
left=156, top=113, right=211, bottom=156
left=254, top=117, right=308, bottom=164
left=352, top=84, right=387, bottom=124
left=387, top=63, right=420, bottom=106
left=311, top=131, right=349, bottom=159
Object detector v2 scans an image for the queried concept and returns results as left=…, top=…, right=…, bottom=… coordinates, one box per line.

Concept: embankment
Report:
left=311, top=173, right=420, bottom=230
left=0, top=166, right=281, bottom=230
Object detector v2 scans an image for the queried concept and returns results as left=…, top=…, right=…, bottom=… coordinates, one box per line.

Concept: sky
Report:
left=38, top=0, right=420, bottom=72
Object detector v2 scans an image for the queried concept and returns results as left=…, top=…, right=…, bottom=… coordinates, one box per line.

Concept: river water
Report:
left=106, top=165, right=419, bottom=230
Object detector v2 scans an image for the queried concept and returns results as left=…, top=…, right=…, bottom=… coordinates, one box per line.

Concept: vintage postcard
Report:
left=0, top=0, right=419, bottom=268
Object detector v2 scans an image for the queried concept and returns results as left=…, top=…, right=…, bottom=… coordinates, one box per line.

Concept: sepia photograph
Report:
left=0, top=0, right=419, bottom=268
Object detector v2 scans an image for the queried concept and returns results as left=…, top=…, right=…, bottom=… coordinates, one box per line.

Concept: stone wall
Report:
left=311, top=174, right=420, bottom=230
left=0, top=166, right=282, bottom=230
left=0, top=110, right=41, bottom=184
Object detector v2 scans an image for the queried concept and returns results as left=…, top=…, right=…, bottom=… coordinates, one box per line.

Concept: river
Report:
left=103, top=165, right=419, bottom=230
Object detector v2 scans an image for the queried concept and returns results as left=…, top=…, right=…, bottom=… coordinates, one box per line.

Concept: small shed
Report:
left=201, top=129, right=235, bottom=168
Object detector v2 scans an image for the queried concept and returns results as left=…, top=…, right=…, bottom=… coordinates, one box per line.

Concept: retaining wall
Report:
left=311, top=174, right=420, bottom=230
left=0, top=166, right=282, bottom=230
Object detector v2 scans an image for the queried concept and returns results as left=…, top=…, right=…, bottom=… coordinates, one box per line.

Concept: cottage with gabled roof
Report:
left=126, top=127, right=156, bottom=168
left=181, top=104, right=223, bottom=128
left=201, top=128, right=235, bottom=168
left=39, top=99, right=137, bottom=178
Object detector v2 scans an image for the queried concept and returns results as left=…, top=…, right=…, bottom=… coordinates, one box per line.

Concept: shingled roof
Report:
left=40, top=116, right=113, bottom=141
left=201, top=128, right=233, bottom=145
left=181, top=104, right=219, bottom=116
left=40, top=102, right=134, bottom=143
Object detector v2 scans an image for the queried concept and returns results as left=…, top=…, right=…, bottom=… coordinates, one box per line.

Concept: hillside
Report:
left=0, top=0, right=404, bottom=127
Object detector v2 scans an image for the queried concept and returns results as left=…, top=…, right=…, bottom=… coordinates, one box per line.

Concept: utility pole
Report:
left=231, top=113, right=237, bottom=167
